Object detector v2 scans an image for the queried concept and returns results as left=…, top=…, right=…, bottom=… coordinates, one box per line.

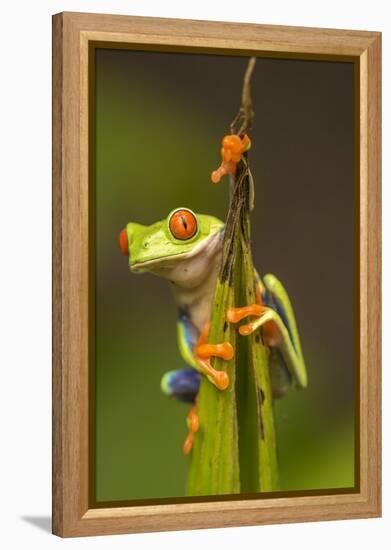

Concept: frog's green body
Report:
left=120, top=208, right=307, bottom=408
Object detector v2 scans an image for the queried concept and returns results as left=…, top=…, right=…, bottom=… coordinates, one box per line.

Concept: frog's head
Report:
left=119, top=208, right=224, bottom=288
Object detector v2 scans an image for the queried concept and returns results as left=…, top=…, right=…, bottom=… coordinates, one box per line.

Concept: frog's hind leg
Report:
left=227, top=273, right=307, bottom=389
left=161, top=368, right=201, bottom=454
left=177, top=312, right=233, bottom=392
left=161, top=367, right=200, bottom=404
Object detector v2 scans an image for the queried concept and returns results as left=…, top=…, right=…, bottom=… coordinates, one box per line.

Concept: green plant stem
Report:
left=187, top=58, right=279, bottom=496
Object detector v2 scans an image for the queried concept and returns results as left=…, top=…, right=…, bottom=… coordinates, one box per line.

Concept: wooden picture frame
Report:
left=52, top=11, right=381, bottom=537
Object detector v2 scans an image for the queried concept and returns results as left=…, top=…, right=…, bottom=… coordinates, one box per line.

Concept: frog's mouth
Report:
left=130, top=229, right=223, bottom=273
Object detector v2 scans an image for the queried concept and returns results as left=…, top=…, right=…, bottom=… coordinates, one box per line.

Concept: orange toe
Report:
left=183, top=432, right=194, bottom=455
left=227, top=304, right=264, bottom=324
left=239, top=323, right=254, bottom=336
left=188, top=407, right=199, bottom=433
left=214, top=370, right=229, bottom=390
left=195, top=342, right=234, bottom=361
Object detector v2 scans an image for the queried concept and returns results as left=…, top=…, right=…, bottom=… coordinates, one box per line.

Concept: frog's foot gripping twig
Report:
left=227, top=304, right=282, bottom=346
left=183, top=402, right=200, bottom=455
left=194, top=322, right=233, bottom=391
left=211, top=134, right=251, bottom=184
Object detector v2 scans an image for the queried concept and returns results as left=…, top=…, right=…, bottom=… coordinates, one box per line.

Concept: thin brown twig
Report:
left=230, top=56, right=256, bottom=135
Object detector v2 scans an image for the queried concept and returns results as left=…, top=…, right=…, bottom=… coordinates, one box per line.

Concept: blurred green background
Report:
left=94, top=48, right=356, bottom=502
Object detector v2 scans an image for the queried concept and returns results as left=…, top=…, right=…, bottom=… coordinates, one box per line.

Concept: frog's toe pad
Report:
left=239, top=323, right=256, bottom=336
left=214, top=370, right=229, bottom=390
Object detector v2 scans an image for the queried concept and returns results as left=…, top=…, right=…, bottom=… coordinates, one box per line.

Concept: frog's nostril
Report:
left=119, top=228, right=129, bottom=256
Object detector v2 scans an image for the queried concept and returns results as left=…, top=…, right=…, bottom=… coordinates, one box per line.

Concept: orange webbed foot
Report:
left=227, top=304, right=267, bottom=336
left=194, top=322, right=233, bottom=390
left=211, top=134, right=251, bottom=184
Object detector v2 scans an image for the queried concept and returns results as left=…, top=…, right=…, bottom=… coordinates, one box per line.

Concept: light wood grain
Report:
left=52, top=12, right=63, bottom=537
left=52, top=11, right=382, bottom=538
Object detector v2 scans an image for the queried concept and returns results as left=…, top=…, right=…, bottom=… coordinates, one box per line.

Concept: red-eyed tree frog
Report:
left=119, top=207, right=307, bottom=454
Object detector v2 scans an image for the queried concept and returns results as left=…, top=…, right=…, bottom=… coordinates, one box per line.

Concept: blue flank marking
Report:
left=163, top=368, right=200, bottom=404
left=263, top=290, right=296, bottom=352
left=178, top=308, right=197, bottom=353
left=160, top=309, right=201, bottom=404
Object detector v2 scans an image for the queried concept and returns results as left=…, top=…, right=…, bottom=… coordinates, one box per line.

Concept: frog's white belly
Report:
left=169, top=231, right=223, bottom=334
left=171, top=257, right=221, bottom=333
left=143, top=230, right=224, bottom=334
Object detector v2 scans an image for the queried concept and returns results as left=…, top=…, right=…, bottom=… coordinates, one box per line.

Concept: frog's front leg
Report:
left=227, top=273, right=307, bottom=389
left=166, top=313, right=234, bottom=454
left=179, top=322, right=233, bottom=454
left=193, top=321, right=233, bottom=391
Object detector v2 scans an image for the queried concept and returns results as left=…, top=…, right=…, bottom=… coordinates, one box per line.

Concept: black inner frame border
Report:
left=88, top=40, right=361, bottom=509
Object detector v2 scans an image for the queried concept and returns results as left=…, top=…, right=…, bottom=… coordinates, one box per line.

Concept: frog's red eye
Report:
left=169, top=209, right=198, bottom=240
left=119, top=228, right=129, bottom=256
